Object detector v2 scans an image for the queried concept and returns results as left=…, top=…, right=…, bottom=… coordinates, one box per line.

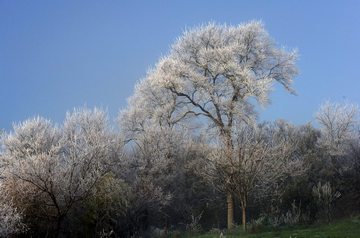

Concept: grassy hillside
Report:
left=182, top=216, right=360, bottom=238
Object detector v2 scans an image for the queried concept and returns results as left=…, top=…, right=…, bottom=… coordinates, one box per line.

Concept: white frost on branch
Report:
left=148, top=21, right=297, bottom=130
left=316, top=101, right=359, bottom=156
left=1, top=108, right=120, bottom=233
left=0, top=182, right=27, bottom=237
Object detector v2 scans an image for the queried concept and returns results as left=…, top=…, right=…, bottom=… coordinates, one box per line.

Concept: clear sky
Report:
left=1, top=0, right=359, bottom=131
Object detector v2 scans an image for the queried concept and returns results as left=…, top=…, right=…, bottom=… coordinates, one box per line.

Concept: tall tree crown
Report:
left=145, top=21, right=297, bottom=131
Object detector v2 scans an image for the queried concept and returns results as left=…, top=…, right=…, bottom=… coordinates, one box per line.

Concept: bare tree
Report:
left=120, top=78, right=184, bottom=137
left=316, top=101, right=359, bottom=156
left=0, top=182, right=27, bottom=237
left=119, top=124, right=193, bottom=235
left=1, top=116, right=62, bottom=234
left=206, top=122, right=303, bottom=230
left=316, top=101, right=359, bottom=180
left=1, top=108, right=120, bottom=237
left=0, top=201, right=26, bottom=237
left=140, top=21, right=298, bottom=229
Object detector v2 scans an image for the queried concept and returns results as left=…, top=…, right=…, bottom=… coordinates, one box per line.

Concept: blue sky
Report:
left=1, top=0, right=359, bottom=131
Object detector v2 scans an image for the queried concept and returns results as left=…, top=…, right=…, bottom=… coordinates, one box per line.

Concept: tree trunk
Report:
left=55, top=215, right=64, bottom=238
left=242, top=205, right=246, bottom=231
left=223, top=132, right=235, bottom=231
left=227, top=192, right=234, bottom=230
left=239, top=195, right=247, bottom=231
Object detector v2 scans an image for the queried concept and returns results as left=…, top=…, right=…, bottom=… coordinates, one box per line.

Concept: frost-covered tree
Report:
left=1, top=108, right=120, bottom=237
left=120, top=79, right=182, bottom=140
left=0, top=182, right=27, bottom=237
left=316, top=101, right=359, bottom=156
left=315, top=101, right=359, bottom=181
left=118, top=125, right=189, bottom=235
left=135, top=21, right=298, bottom=229
left=312, top=181, right=341, bottom=223
left=314, top=102, right=360, bottom=217
left=120, top=90, right=218, bottom=234
left=205, top=122, right=303, bottom=230
left=1, top=116, right=62, bottom=234
left=0, top=200, right=26, bottom=237
left=119, top=76, right=200, bottom=234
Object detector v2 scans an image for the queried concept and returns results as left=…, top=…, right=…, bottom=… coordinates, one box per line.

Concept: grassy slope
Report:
left=185, top=217, right=360, bottom=238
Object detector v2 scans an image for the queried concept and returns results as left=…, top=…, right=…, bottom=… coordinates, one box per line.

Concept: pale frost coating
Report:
left=120, top=21, right=298, bottom=230
left=0, top=182, right=26, bottom=237
left=1, top=108, right=119, bottom=235
left=0, top=201, right=25, bottom=237
left=316, top=101, right=359, bottom=156
left=202, top=121, right=304, bottom=230
left=120, top=78, right=181, bottom=141
left=149, top=21, right=297, bottom=130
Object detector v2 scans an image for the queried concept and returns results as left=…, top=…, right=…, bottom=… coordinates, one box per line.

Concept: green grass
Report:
left=180, top=216, right=360, bottom=238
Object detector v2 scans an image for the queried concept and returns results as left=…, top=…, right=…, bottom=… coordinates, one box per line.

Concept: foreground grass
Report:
left=182, top=216, right=360, bottom=238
